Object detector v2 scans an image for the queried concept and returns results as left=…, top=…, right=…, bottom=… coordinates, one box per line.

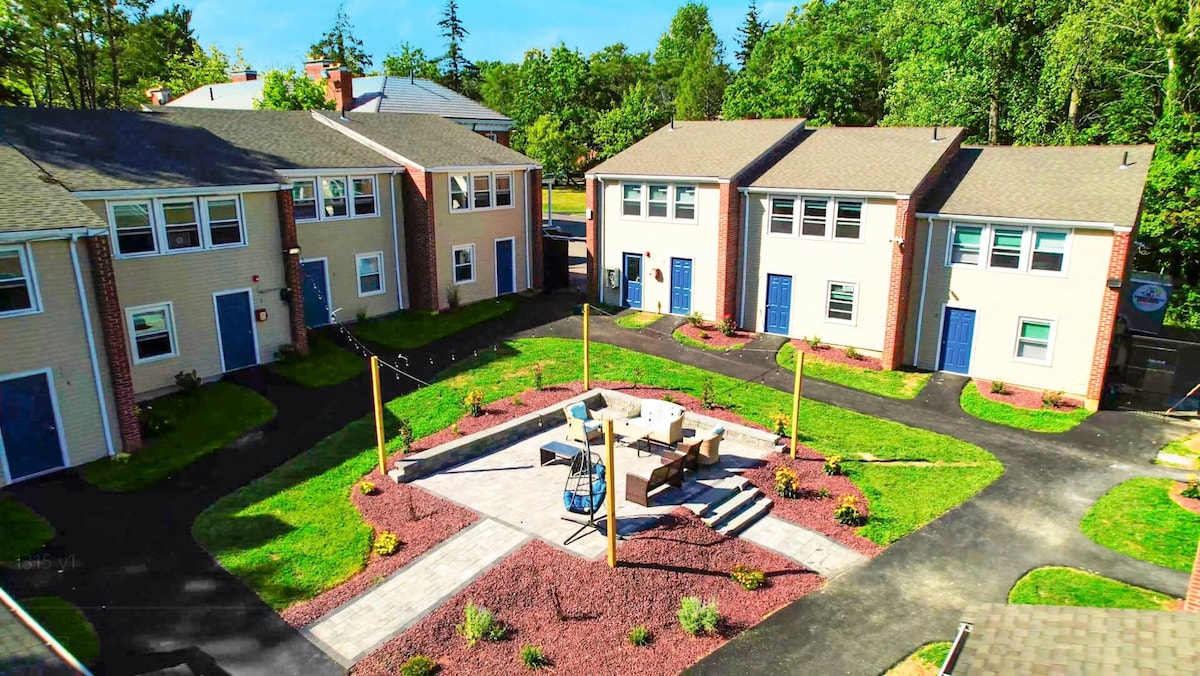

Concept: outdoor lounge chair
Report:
left=698, top=425, right=724, bottom=465
left=625, top=452, right=687, bottom=507
left=625, top=399, right=684, bottom=446
left=563, top=402, right=602, bottom=442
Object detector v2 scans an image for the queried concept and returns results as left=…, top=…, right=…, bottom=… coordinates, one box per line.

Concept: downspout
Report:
left=913, top=217, right=934, bottom=368
left=738, top=189, right=750, bottom=329
left=524, top=169, right=532, bottom=290
left=597, top=178, right=605, bottom=305
left=389, top=171, right=404, bottom=309
left=69, top=234, right=115, bottom=458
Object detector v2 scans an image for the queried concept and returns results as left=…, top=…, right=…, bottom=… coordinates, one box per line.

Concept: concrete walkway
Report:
left=739, top=516, right=868, bottom=578
left=305, top=519, right=527, bottom=667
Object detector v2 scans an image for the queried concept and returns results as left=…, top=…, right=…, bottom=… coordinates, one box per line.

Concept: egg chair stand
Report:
left=561, top=439, right=612, bottom=546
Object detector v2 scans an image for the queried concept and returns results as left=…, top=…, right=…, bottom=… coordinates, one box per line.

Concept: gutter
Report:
left=72, top=183, right=287, bottom=200
left=69, top=233, right=115, bottom=459
left=389, top=174, right=405, bottom=309
left=524, top=170, right=532, bottom=289
left=0, top=227, right=106, bottom=244
left=0, top=586, right=94, bottom=675
left=915, top=211, right=1119, bottom=231
left=738, top=190, right=750, bottom=328
left=597, top=178, right=605, bottom=305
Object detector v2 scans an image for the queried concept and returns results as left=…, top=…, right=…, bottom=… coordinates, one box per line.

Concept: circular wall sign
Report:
left=1131, top=284, right=1168, bottom=312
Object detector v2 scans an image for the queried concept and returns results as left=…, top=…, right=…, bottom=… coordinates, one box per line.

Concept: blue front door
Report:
left=300, top=260, right=331, bottom=327
left=622, top=253, right=642, bottom=309
left=939, top=308, right=977, bottom=374
left=764, top=274, right=792, bottom=335
left=495, top=239, right=515, bottom=295
left=216, top=291, right=258, bottom=371
left=0, top=373, right=64, bottom=481
left=670, top=258, right=692, bottom=315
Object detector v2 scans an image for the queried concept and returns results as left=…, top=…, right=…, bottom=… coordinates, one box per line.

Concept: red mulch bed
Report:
left=740, top=453, right=884, bottom=558
left=675, top=321, right=756, bottom=349
left=791, top=339, right=882, bottom=370
left=972, top=379, right=1083, bottom=412
left=352, top=510, right=822, bottom=676
left=1170, top=482, right=1200, bottom=515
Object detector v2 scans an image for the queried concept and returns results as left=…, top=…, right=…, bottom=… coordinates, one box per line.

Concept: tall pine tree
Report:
left=309, top=4, right=371, bottom=75
left=735, top=0, right=768, bottom=69
left=438, top=0, right=475, bottom=92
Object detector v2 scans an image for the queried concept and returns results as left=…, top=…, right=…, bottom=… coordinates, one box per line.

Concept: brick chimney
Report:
left=304, top=58, right=333, bottom=81
left=325, top=65, right=354, bottom=112
left=230, top=69, right=258, bottom=82
left=144, top=86, right=171, bottom=105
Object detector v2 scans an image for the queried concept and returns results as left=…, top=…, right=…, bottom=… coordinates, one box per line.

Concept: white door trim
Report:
left=494, top=236, right=517, bottom=296
left=212, top=288, right=262, bottom=373
left=300, top=256, right=333, bottom=326
left=935, top=304, right=980, bottom=377
left=0, top=367, right=70, bottom=484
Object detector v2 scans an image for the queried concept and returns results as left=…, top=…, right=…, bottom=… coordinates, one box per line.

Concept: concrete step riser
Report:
left=717, top=499, right=772, bottom=537
left=702, top=486, right=763, bottom=530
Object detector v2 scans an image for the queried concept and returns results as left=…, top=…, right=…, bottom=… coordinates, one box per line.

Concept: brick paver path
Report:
left=738, top=515, right=868, bottom=578
left=303, top=519, right=527, bottom=667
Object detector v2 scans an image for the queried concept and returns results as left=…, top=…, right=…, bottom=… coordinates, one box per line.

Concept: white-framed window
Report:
left=801, top=197, right=828, bottom=237
left=674, top=185, right=696, bottom=220
left=320, top=177, right=348, bottom=219
left=0, top=245, right=40, bottom=317
left=647, top=184, right=669, bottom=218
left=203, top=196, right=245, bottom=247
left=292, top=180, right=318, bottom=221
left=1014, top=318, right=1055, bottom=364
left=947, top=222, right=1072, bottom=275
left=158, top=199, right=203, bottom=252
left=110, top=201, right=157, bottom=255
left=989, top=228, right=1024, bottom=270
left=351, top=176, right=377, bottom=217
left=452, top=244, right=475, bottom=284
left=834, top=199, right=863, bottom=240
left=622, top=183, right=642, bottom=217
left=126, top=302, right=178, bottom=364
left=764, top=194, right=865, bottom=242
left=826, top=281, right=857, bottom=324
left=1031, top=229, right=1069, bottom=273
left=450, top=175, right=470, bottom=211
left=949, top=223, right=983, bottom=265
left=472, top=174, right=492, bottom=209
left=494, top=173, right=513, bottom=207
left=356, top=252, right=385, bottom=297
left=769, top=197, right=795, bottom=235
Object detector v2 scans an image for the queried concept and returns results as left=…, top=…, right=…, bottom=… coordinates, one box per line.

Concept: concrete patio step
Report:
left=703, top=485, right=762, bottom=530
left=717, top=496, right=773, bottom=537
left=682, top=476, right=753, bottom=517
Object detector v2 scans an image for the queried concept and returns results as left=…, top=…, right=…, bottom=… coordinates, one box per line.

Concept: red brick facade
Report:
left=276, top=190, right=309, bottom=356
left=528, top=169, right=545, bottom=290
left=1185, top=538, right=1200, bottom=613
left=401, top=163, right=440, bottom=311
left=1087, top=228, right=1134, bottom=402
left=488, top=130, right=512, bottom=147
left=85, top=235, right=142, bottom=453
left=585, top=177, right=600, bottom=302
left=716, top=181, right=741, bottom=320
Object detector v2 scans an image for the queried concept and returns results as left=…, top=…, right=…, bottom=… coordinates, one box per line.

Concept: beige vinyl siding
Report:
left=598, top=180, right=721, bottom=318
left=86, top=192, right=292, bottom=395
left=742, top=193, right=896, bottom=354
left=295, top=172, right=406, bottom=319
left=432, top=169, right=530, bottom=308
left=0, top=239, right=114, bottom=484
left=912, top=219, right=1111, bottom=398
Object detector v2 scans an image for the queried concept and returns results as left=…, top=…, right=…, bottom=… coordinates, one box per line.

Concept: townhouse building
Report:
left=586, top=122, right=1153, bottom=409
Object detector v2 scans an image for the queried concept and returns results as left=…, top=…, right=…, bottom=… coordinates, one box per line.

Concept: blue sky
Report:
left=174, top=1, right=795, bottom=71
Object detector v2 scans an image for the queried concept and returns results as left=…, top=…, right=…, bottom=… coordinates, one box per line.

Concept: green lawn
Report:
left=674, top=328, right=744, bottom=352
left=777, top=342, right=931, bottom=400
left=195, top=338, right=1000, bottom=610
left=1081, top=478, right=1200, bottom=571
left=83, top=383, right=276, bottom=492
left=543, top=186, right=586, bottom=215
left=21, top=596, right=99, bottom=666
left=0, top=497, right=54, bottom=563
left=272, top=335, right=364, bottom=387
left=614, top=311, right=661, bottom=329
left=353, top=296, right=519, bottom=350
left=959, top=381, right=1091, bottom=433
left=887, top=642, right=951, bottom=674
left=1008, top=566, right=1176, bottom=610
left=1161, top=435, right=1199, bottom=461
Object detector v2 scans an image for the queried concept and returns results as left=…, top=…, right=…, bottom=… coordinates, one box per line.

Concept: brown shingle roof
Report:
left=921, top=145, right=1155, bottom=227
left=589, top=119, right=807, bottom=180
left=750, top=126, right=965, bottom=194
left=0, top=141, right=105, bottom=233
left=315, top=112, right=536, bottom=169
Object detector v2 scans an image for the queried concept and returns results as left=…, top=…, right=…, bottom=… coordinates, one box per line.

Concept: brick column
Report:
left=715, top=181, right=742, bottom=322
left=529, top=168, right=544, bottom=290
left=85, top=235, right=142, bottom=453
left=882, top=198, right=919, bottom=370
left=1185, top=538, right=1200, bottom=613
left=276, top=190, right=309, bottom=356
left=585, top=176, right=600, bottom=303
left=402, top=165, right=440, bottom=310
left=1087, top=229, right=1133, bottom=405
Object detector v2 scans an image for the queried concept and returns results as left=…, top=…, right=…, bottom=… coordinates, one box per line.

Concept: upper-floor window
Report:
left=108, top=196, right=245, bottom=258
left=448, top=172, right=517, bottom=213
left=619, top=181, right=697, bottom=223
left=767, top=195, right=863, bottom=241
left=293, top=175, right=378, bottom=222
left=947, top=222, right=1070, bottom=275
left=0, top=245, right=41, bottom=317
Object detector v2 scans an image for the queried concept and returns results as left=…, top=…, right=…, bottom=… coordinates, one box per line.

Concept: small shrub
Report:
left=990, top=380, right=1009, bottom=395
left=1183, top=475, right=1200, bottom=500
left=1042, top=390, right=1064, bottom=409
left=627, top=626, right=651, bottom=647
left=519, top=645, right=549, bottom=670
left=276, top=343, right=299, bottom=361
left=701, top=377, right=715, bottom=409
left=632, top=366, right=645, bottom=387
left=359, top=481, right=377, bottom=496
left=717, top=315, right=736, bottom=337
left=174, top=369, right=202, bottom=392
left=465, top=389, right=484, bottom=417
left=817, top=486, right=831, bottom=499
left=446, top=285, right=460, bottom=309
left=771, top=412, right=791, bottom=437
left=400, top=655, right=438, bottom=676
left=511, top=395, right=524, bottom=407
left=687, top=311, right=704, bottom=327
left=844, top=346, right=862, bottom=360
left=112, top=452, right=133, bottom=464
left=663, top=393, right=677, bottom=404
left=457, top=604, right=506, bottom=647
left=834, top=495, right=866, bottom=526
left=396, top=419, right=414, bottom=449
left=698, top=330, right=711, bottom=340
left=805, top=335, right=822, bottom=350
left=774, top=466, right=802, bottom=499
left=533, top=363, right=544, bottom=391
left=373, top=531, right=400, bottom=556
left=677, top=596, right=719, bottom=636
left=135, top=404, right=172, bottom=438
left=822, top=455, right=845, bottom=476
left=451, top=422, right=462, bottom=436
left=730, top=564, right=767, bottom=590
left=356, top=308, right=369, bottom=323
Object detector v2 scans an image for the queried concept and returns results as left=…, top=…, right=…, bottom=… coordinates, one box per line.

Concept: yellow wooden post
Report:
left=371, top=356, right=387, bottom=474
left=604, top=419, right=617, bottom=568
left=790, top=351, right=804, bottom=459
left=583, top=303, right=591, bottom=390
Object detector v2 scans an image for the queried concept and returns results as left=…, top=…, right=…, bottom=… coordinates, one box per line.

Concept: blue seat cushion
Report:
left=567, top=402, right=589, bottom=421
left=711, top=425, right=725, bottom=437
left=582, top=420, right=601, bottom=432
left=564, top=478, right=607, bottom=513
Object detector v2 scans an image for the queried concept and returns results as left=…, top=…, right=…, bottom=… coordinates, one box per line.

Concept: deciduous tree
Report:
left=254, top=68, right=334, bottom=110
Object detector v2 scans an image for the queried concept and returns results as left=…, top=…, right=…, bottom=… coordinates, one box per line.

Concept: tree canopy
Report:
left=254, top=68, right=334, bottom=111
left=309, top=4, right=371, bottom=75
